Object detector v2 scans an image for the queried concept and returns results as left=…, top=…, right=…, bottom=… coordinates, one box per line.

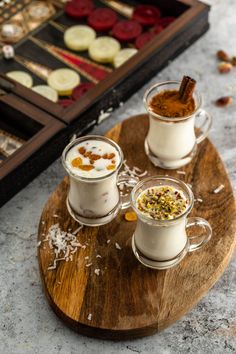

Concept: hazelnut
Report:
left=218, top=62, right=233, bottom=73
left=231, top=56, right=236, bottom=66
left=215, top=96, right=233, bottom=107
left=217, top=50, right=230, bottom=62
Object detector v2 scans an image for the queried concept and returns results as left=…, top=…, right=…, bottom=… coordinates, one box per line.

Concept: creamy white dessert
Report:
left=65, top=139, right=121, bottom=221
left=134, top=185, right=189, bottom=261
left=147, top=115, right=196, bottom=162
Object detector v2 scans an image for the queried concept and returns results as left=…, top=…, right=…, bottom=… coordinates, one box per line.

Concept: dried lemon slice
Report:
left=124, top=211, right=137, bottom=222
left=47, top=68, right=80, bottom=96
left=64, top=25, right=96, bottom=51
left=6, top=70, right=33, bottom=88
left=32, top=85, right=58, bottom=102
left=88, top=36, right=120, bottom=63
left=114, top=48, right=138, bottom=68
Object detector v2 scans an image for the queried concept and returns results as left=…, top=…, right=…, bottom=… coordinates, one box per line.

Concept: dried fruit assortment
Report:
left=67, top=140, right=120, bottom=176
left=4, top=0, right=177, bottom=108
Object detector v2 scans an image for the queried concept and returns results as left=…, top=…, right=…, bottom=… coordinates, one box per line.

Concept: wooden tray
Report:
left=38, top=115, right=236, bottom=340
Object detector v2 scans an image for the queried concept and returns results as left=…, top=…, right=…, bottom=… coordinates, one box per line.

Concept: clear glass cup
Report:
left=62, top=135, right=138, bottom=227
left=143, top=81, right=212, bottom=169
left=131, top=176, right=212, bottom=270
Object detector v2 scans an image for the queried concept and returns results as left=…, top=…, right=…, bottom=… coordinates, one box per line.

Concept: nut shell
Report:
left=215, top=96, right=233, bottom=107
left=218, top=62, right=233, bottom=73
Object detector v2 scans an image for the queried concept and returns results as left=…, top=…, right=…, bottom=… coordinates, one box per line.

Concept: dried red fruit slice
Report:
left=112, top=20, right=142, bottom=42
left=88, top=8, right=117, bottom=32
left=152, top=24, right=164, bottom=35
left=132, top=5, right=161, bottom=26
left=64, top=0, right=94, bottom=19
left=158, top=16, right=176, bottom=28
left=58, top=99, right=74, bottom=108
left=72, top=82, right=95, bottom=101
left=135, top=32, right=155, bottom=49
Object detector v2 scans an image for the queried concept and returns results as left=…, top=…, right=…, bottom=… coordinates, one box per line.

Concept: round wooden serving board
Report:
left=38, top=114, right=236, bottom=340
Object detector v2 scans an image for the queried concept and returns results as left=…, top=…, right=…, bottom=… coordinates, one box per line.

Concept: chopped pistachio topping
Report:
left=137, top=185, right=188, bottom=220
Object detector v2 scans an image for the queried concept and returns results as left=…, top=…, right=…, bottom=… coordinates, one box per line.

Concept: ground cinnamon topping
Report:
left=149, top=76, right=196, bottom=118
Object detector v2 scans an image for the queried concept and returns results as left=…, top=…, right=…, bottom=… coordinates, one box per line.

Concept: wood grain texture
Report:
left=38, top=114, right=236, bottom=340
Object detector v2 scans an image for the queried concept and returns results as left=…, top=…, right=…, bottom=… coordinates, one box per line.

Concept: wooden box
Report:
left=0, top=0, right=210, bottom=206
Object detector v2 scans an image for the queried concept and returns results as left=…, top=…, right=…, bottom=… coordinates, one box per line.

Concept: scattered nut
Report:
left=231, top=57, right=236, bottom=66
left=218, top=62, right=233, bottom=73
left=217, top=50, right=230, bottom=62
left=215, top=96, right=233, bottom=107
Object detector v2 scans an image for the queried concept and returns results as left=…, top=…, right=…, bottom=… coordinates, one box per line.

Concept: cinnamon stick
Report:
left=179, top=76, right=196, bottom=103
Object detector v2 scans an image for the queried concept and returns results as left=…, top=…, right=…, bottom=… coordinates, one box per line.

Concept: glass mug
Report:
left=143, top=81, right=212, bottom=169
left=131, top=176, right=212, bottom=270
left=62, top=135, right=138, bottom=227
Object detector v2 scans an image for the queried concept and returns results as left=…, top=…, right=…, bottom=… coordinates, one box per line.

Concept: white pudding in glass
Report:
left=65, top=138, right=121, bottom=220
left=147, top=116, right=196, bottom=161
left=134, top=185, right=189, bottom=261
left=142, top=81, right=214, bottom=170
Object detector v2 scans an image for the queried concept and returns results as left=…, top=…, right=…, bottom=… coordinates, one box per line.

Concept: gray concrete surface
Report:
left=0, top=0, right=235, bottom=353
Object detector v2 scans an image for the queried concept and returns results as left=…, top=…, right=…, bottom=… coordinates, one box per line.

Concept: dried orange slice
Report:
left=124, top=211, right=137, bottom=222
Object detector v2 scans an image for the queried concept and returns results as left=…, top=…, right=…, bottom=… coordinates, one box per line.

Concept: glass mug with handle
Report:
left=131, top=176, right=212, bottom=270
left=62, top=135, right=138, bottom=227
left=143, top=81, right=212, bottom=169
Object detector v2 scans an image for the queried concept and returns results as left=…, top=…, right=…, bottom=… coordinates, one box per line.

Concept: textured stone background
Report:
left=0, top=0, right=235, bottom=353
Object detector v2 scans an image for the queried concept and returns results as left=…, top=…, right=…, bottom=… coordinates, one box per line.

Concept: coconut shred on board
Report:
left=40, top=223, right=85, bottom=270
left=118, top=161, right=147, bottom=193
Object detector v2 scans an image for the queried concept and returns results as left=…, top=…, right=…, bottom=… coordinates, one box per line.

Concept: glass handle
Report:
left=186, top=217, right=212, bottom=252
left=195, top=109, right=212, bottom=144
left=117, top=175, right=139, bottom=210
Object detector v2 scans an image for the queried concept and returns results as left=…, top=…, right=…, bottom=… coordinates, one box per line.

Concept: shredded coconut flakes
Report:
left=73, top=225, right=83, bottom=235
left=177, top=171, right=186, bottom=175
left=213, top=184, right=225, bottom=194
left=94, top=269, right=100, bottom=276
left=115, top=242, right=122, bottom=250
left=43, top=223, right=84, bottom=270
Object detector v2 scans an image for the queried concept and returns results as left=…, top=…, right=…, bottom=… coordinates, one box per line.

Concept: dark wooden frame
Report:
left=0, top=92, right=66, bottom=207
left=2, top=0, right=210, bottom=128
